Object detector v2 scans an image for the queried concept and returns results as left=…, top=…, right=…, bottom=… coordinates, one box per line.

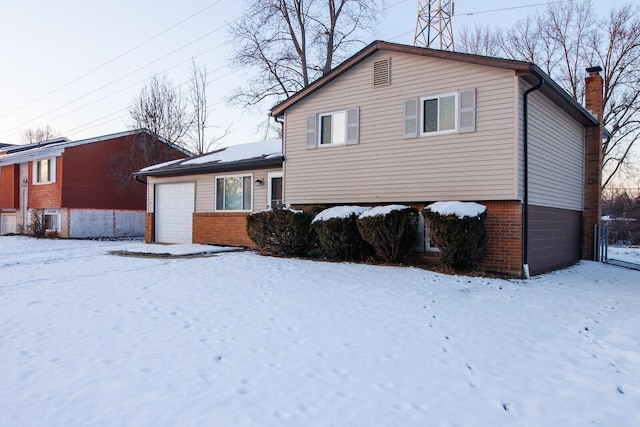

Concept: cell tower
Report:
left=414, top=0, right=455, bottom=51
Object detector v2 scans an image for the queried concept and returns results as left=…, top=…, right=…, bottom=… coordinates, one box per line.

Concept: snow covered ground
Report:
left=608, top=246, right=640, bottom=265
left=1, top=236, right=639, bottom=426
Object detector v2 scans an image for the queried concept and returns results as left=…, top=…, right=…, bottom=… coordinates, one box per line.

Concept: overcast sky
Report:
left=0, top=0, right=625, bottom=146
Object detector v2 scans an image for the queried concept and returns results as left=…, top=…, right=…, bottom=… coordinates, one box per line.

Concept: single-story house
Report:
left=0, top=130, right=188, bottom=238
left=267, top=40, right=605, bottom=276
left=134, top=139, right=283, bottom=246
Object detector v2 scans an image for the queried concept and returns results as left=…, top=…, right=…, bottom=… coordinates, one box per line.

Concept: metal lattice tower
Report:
left=414, top=0, right=455, bottom=51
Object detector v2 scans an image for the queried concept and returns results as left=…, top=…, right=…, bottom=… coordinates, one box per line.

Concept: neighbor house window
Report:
left=306, top=108, right=360, bottom=149
left=404, top=89, right=476, bottom=138
left=44, top=210, right=59, bottom=232
left=215, top=175, right=252, bottom=211
left=33, top=158, right=56, bottom=184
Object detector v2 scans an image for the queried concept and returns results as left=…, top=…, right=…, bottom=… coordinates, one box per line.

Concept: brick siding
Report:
left=145, top=212, right=154, bottom=243
left=477, top=201, right=522, bottom=276
left=193, top=212, right=255, bottom=248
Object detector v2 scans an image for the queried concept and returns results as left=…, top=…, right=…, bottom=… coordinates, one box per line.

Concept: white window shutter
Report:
left=458, top=88, right=476, bottom=133
left=404, top=98, right=418, bottom=138
left=306, top=115, right=317, bottom=149
left=50, top=158, right=57, bottom=183
left=346, top=107, right=360, bottom=145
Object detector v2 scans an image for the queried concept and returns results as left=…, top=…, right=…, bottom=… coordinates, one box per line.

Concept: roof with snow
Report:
left=0, top=130, right=191, bottom=167
left=135, top=139, right=283, bottom=177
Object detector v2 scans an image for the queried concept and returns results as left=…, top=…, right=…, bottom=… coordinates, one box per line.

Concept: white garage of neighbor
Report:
left=155, top=182, right=195, bottom=244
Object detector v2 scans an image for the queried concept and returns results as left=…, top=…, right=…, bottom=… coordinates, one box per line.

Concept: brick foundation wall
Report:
left=145, top=213, right=154, bottom=243
left=193, top=212, right=255, bottom=248
left=478, top=201, right=522, bottom=276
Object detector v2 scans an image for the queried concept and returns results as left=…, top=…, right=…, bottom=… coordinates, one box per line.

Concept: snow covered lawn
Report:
left=1, top=237, right=639, bottom=426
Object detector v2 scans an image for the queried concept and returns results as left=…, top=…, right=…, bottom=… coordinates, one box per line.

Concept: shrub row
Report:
left=247, top=205, right=419, bottom=263
left=247, top=202, right=488, bottom=271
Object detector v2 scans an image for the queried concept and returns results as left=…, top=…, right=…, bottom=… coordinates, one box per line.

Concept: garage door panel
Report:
left=155, top=183, right=195, bottom=243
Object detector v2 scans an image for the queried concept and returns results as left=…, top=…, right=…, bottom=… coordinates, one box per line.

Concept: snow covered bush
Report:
left=246, top=206, right=313, bottom=256
left=357, top=205, right=419, bottom=263
left=423, top=201, right=487, bottom=270
left=312, top=206, right=370, bottom=260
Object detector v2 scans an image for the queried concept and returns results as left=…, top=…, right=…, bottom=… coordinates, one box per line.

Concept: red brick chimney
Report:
left=582, top=66, right=604, bottom=260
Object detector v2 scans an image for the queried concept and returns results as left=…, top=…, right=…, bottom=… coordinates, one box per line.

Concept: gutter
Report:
left=522, top=74, right=544, bottom=279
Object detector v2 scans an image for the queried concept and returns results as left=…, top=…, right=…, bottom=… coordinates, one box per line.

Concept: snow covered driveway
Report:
left=1, top=236, right=639, bottom=426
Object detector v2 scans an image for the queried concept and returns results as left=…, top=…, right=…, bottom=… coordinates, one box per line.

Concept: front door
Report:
left=267, top=171, right=283, bottom=208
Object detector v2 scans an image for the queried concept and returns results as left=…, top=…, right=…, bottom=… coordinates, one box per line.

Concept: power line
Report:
left=0, top=0, right=223, bottom=121
left=0, top=28, right=232, bottom=137
left=458, top=0, right=577, bottom=16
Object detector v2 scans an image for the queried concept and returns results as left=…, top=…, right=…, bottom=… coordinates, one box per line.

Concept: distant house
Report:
left=0, top=130, right=189, bottom=238
left=268, top=41, right=605, bottom=276
left=134, top=139, right=283, bottom=246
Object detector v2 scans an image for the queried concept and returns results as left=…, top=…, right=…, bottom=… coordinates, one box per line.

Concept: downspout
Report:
left=134, top=175, right=147, bottom=185
left=522, top=75, right=543, bottom=279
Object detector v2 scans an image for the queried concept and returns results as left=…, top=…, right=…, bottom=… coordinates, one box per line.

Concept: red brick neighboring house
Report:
left=269, top=41, right=606, bottom=277
left=0, top=130, right=189, bottom=237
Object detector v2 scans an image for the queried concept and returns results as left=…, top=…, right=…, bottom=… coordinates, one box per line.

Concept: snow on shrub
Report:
left=246, top=206, right=313, bottom=256
left=423, top=201, right=487, bottom=270
left=312, top=206, right=370, bottom=260
left=357, top=205, right=419, bottom=263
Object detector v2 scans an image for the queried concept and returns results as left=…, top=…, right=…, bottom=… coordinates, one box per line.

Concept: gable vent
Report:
left=373, top=58, right=391, bottom=87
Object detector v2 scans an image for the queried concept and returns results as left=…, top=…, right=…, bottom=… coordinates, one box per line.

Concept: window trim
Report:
left=318, top=110, right=347, bottom=147
left=214, top=173, right=254, bottom=212
left=267, top=171, right=284, bottom=209
left=419, top=92, right=458, bottom=136
left=32, top=157, right=57, bottom=185
left=43, top=209, right=60, bottom=233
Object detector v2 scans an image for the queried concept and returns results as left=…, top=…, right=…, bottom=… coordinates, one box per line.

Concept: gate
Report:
left=594, top=223, right=609, bottom=262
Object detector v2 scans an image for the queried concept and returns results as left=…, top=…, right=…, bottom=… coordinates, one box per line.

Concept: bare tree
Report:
left=129, top=74, right=192, bottom=150
left=186, top=60, right=229, bottom=155
left=458, top=1, right=640, bottom=189
left=588, top=4, right=640, bottom=189
left=21, top=125, right=58, bottom=144
left=228, top=0, right=380, bottom=108
left=457, top=24, right=501, bottom=57
left=114, top=75, right=192, bottom=191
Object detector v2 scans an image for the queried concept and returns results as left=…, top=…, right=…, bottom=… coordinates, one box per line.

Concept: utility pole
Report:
left=414, top=0, right=455, bottom=50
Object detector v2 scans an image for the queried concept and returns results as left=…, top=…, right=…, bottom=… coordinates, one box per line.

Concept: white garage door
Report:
left=1, top=214, right=17, bottom=235
left=155, top=182, right=195, bottom=244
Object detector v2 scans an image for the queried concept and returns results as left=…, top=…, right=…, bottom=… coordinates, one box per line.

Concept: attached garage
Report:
left=155, top=182, right=195, bottom=243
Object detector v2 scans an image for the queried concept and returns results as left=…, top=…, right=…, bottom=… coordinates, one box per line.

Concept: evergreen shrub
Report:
left=356, top=205, right=419, bottom=263
left=246, top=206, right=313, bottom=256
left=312, top=206, right=370, bottom=260
left=423, top=201, right=487, bottom=270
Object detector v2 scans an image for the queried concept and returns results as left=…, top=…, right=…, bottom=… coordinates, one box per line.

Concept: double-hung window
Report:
left=215, top=175, right=252, bottom=211
left=33, top=158, right=56, bottom=184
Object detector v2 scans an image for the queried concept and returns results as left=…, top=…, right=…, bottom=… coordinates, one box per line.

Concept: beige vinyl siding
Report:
left=284, top=50, right=519, bottom=204
left=526, top=87, right=584, bottom=211
left=147, top=168, right=281, bottom=213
